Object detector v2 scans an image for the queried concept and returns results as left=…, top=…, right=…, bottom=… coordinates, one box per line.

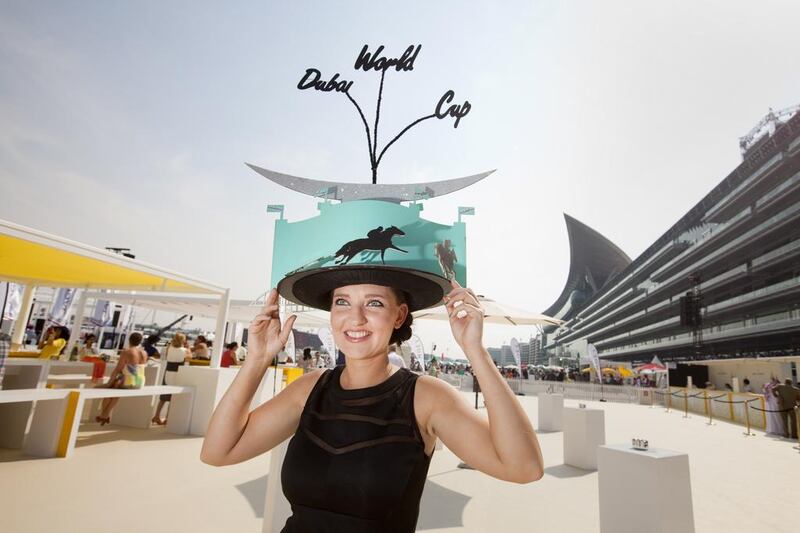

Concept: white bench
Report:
left=0, top=385, right=194, bottom=458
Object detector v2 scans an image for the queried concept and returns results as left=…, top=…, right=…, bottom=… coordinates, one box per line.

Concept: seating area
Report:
left=0, top=355, right=195, bottom=458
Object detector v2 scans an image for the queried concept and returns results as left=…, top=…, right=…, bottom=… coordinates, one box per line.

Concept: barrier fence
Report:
left=439, top=375, right=800, bottom=442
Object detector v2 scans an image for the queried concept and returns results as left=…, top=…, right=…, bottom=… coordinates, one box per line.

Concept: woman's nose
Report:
left=347, top=306, right=368, bottom=325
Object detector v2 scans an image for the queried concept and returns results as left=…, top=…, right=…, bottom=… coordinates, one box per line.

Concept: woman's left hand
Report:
left=444, top=279, right=484, bottom=353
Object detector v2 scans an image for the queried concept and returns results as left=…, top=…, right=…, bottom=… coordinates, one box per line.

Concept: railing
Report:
left=440, top=376, right=774, bottom=433
left=660, top=387, right=768, bottom=430
left=441, top=375, right=661, bottom=405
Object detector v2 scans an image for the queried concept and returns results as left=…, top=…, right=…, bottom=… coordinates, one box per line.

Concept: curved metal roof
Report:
left=543, top=214, right=631, bottom=321
left=247, top=163, right=494, bottom=202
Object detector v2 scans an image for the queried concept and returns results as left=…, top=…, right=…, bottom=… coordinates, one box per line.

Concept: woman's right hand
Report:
left=247, top=288, right=297, bottom=365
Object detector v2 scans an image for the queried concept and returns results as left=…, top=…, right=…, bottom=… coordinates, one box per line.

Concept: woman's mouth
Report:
left=344, top=330, right=372, bottom=343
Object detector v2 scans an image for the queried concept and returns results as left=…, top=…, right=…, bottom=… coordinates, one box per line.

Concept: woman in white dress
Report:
left=763, top=377, right=785, bottom=436
left=152, top=332, right=191, bottom=425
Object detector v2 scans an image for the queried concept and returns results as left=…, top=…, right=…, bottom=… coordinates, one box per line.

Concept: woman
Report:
left=152, top=333, right=191, bottom=425
left=77, top=334, right=100, bottom=358
left=192, top=335, right=210, bottom=360
left=763, top=377, right=785, bottom=436
left=202, top=275, right=543, bottom=531
left=221, top=342, right=240, bottom=368
left=95, top=332, right=147, bottom=425
left=299, top=347, right=313, bottom=372
left=142, top=335, right=161, bottom=359
left=38, top=326, right=69, bottom=360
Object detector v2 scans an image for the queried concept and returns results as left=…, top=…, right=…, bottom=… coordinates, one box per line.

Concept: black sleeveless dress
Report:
left=281, top=365, right=432, bottom=532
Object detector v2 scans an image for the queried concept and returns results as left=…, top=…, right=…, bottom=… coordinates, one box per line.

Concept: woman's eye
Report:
left=366, top=300, right=384, bottom=307
left=334, top=298, right=349, bottom=306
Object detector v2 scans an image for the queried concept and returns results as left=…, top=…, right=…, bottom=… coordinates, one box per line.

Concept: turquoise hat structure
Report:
left=271, top=201, right=466, bottom=312
left=254, top=44, right=491, bottom=311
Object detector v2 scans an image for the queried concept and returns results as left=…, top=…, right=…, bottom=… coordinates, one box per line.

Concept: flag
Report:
left=409, top=335, right=426, bottom=372
left=587, top=343, right=601, bottom=380
left=284, top=330, right=295, bottom=363
left=48, top=288, right=77, bottom=326
left=458, top=207, right=475, bottom=216
left=317, top=327, right=336, bottom=368
left=89, top=299, right=113, bottom=327
left=510, top=337, right=521, bottom=367
left=2, top=283, right=22, bottom=321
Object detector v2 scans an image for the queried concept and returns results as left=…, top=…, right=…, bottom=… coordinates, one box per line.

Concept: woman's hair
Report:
left=129, top=332, right=143, bottom=347
left=303, top=347, right=312, bottom=360
left=55, top=326, right=70, bottom=341
left=171, top=332, right=186, bottom=348
left=196, top=335, right=207, bottom=344
left=389, top=288, right=413, bottom=347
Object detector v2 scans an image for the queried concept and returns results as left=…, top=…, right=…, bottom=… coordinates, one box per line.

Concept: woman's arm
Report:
left=200, top=288, right=302, bottom=466
left=421, top=280, right=543, bottom=483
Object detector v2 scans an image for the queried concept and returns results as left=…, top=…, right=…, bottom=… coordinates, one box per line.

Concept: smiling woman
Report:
left=201, top=253, right=544, bottom=532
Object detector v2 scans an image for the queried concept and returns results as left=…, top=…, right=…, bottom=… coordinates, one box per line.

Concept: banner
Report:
left=510, top=337, right=521, bottom=367
left=89, top=299, right=113, bottom=327
left=587, top=343, right=601, bottom=380
left=47, top=288, right=77, bottom=326
left=285, top=330, right=296, bottom=363
left=317, top=327, right=337, bottom=368
left=409, top=334, right=426, bottom=372
left=2, top=283, right=22, bottom=321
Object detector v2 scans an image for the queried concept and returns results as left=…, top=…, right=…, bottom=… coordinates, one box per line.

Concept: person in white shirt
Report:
left=388, top=344, right=406, bottom=368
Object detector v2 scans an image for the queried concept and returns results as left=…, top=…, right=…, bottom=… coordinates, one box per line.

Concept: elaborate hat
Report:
left=273, top=200, right=465, bottom=312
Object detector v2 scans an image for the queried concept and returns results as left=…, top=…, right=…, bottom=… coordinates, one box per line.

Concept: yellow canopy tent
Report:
left=0, top=218, right=231, bottom=366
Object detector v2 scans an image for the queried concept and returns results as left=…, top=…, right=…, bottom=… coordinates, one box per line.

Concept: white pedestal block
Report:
left=563, top=406, right=605, bottom=470
left=263, top=439, right=292, bottom=533
left=175, top=365, right=282, bottom=436
left=537, top=393, right=564, bottom=431
left=0, top=361, right=48, bottom=449
left=598, top=444, right=694, bottom=533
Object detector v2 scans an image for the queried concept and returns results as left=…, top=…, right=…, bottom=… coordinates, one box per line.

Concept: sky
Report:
left=2, top=1, right=799, bottom=354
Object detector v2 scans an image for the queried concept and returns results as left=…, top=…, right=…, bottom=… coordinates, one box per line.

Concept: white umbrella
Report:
left=290, top=309, right=331, bottom=328
left=413, top=295, right=563, bottom=327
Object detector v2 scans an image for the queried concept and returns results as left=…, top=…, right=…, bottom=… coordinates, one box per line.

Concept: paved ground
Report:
left=1, top=392, right=797, bottom=532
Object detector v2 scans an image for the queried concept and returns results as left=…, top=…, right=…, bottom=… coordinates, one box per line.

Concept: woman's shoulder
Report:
left=412, top=374, right=459, bottom=409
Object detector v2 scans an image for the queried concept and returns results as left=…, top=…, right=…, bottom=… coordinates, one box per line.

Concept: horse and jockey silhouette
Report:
left=334, top=226, right=407, bottom=265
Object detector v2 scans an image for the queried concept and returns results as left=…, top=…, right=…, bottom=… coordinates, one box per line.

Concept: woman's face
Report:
left=330, top=284, right=408, bottom=361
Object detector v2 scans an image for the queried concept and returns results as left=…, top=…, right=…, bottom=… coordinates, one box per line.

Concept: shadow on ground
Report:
left=417, top=479, right=471, bottom=530
left=234, top=475, right=471, bottom=530
left=544, top=464, right=595, bottom=478
left=75, top=425, right=193, bottom=448
left=237, top=474, right=268, bottom=518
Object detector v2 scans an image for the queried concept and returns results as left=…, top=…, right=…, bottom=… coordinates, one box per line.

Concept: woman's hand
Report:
left=247, top=288, right=297, bottom=365
left=444, top=279, right=484, bottom=353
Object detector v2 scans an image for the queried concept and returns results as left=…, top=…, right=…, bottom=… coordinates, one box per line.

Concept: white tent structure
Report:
left=82, top=292, right=331, bottom=330
left=0, top=218, right=233, bottom=367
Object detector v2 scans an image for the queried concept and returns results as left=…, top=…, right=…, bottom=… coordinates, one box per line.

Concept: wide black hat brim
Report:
left=278, top=265, right=451, bottom=312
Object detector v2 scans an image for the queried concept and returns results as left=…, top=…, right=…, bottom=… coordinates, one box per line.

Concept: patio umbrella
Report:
left=413, top=295, right=563, bottom=326
left=581, top=367, right=615, bottom=374
left=635, top=363, right=667, bottom=372
left=617, top=367, right=634, bottom=378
